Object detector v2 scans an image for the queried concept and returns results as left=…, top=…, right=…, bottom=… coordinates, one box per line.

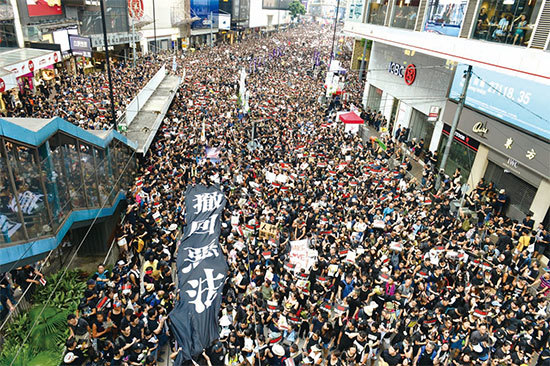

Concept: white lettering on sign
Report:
left=186, top=268, right=225, bottom=313
left=454, top=130, right=466, bottom=141
left=388, top=62, right=405, bottom=78
left=188, top=214, right=218, bottom=236
left=506, top=158, right=518, bottom=169
left=181, top=239, right=220, bottom=274
left=193, top=192, right=224, bottom=214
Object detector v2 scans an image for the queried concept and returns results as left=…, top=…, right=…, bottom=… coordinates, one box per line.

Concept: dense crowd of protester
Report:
left=0, top=53, right=169, bottom=130
left=1, top=21, right=549, bottom=366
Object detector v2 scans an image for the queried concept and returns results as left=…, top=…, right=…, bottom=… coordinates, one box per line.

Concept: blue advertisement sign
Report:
left=450, top=64, right=550, bottom=141
left=191, top=0, right=220, bottom=29
left=424, top=0, right=467, bottom=37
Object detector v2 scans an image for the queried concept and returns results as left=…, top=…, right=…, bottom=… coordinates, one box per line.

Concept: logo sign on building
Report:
left=128, top=0, right=145, bottom=20
left=472, top=121, right=489, bottom=137
left=27, top=0, right=62, bottom=17
left=450, top=64, right=550, bottom=140
left=388, top=62, right=416, bottom=85
left=69, top=35, right=93, bottom=58
left=0, top=78, right=5, bottom=93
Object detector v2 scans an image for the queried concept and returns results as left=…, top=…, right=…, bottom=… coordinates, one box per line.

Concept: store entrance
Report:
left=484, top=161, right=537, bottom=220
left=408, top=109, right=434, bottom=153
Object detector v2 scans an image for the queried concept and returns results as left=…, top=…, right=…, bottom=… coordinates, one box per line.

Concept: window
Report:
left=366, top=85, right=383, bottom=111
left=392, top=0, right=420, bottom=30
left=437, top=135, right=476, bottom=182
left=0, top=141, right=26, bottom=244
left=424, top=0, right=468, bottom=37
left=367, top=0, right=390, bottom=25
left=3, top=141, right=51, bottom=240
left=473, top=0, right=541, bottom=46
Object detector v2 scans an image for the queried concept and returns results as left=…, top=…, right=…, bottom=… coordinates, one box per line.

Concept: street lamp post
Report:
left=99, top=0, right=117, bottom=131
left=329, top=0, right=341, bottom=64
left=152, top=0, right=157, bottom=53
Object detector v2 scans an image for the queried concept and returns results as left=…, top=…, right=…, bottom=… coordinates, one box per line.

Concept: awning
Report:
left=339, top=111, right=364, bottom=124
left=0, top=69, right=18, bottom=92
left=0, top=48, right=61, bottom=79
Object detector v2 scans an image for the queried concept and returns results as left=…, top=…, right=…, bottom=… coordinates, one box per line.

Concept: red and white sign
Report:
left=7, top=51, right=61, bottom=78
left=0, top=78, right=5, bottom=93
left=27, top=0, right=63, bottom=17
left=128, top=0, right=144, bottom=20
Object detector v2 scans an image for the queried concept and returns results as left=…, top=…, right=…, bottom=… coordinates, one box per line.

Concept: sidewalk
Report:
left=359, top=125, right=425, bottom=181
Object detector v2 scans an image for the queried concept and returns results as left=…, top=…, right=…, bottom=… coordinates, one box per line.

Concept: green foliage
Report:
left=33, top=269, right=86, bottom=311
left=289, top=0, right=306, bottom=19
left=28, top=306, right=71, bottom=352
left=0, top=269, right=86, bottom=364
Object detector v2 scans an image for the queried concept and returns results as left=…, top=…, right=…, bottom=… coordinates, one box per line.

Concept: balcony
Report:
left=344, top=22, right=550, bottom=83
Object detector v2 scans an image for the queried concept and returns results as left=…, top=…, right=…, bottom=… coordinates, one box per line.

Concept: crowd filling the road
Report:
left=0, top=53, right=165, bottom=130
left=2, top=21, right=549, bottom=366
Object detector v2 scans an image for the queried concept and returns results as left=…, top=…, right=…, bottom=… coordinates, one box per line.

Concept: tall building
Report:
left=344, top=0, right=550, bottom=224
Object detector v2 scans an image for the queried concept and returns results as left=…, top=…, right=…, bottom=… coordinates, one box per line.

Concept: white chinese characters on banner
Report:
left=0, top=215, right=22, bottom=238
left=193, top=192, right=224, bottom=214
left=188, top=214, right=219, bottom=236
left=186, top=268, right=225, bottom=313
left=181, top=239, right=221, bottom=274
left=8, top=191, right=43, bottom=215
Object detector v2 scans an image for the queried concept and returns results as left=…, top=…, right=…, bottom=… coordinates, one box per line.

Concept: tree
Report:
left=289, top=0, right=306, bottom=20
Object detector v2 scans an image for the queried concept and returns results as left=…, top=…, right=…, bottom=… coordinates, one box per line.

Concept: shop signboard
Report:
left=27, top=0, right=63, bottom=17
left=443, top=100, right=550, bottom=181
left=423, top=0, right=467, bottom=37
left=441, top=123, right=479, bottom=151
left=69, top=35, right=93, bottom=58
left=7, top=51, right=61, bottom=77
left=450, top=64, right=550, bottom=141
left=89, top=32, right=140, bottom=47
left=367, top=43, right=454, bottom=116
left=427, top=106, right=440, bottom=122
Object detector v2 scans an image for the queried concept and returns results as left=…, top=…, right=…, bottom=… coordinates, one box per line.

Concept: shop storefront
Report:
left=363, top=42, right=455, bottom=152
left=438, top=122, right=480, bottom=182
left=442, top=100, right=550, bottom=223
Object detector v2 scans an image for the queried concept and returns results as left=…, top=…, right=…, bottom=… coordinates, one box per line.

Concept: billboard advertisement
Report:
left=191, top=0, right=220, bottom=29
left=423, top=0, right=467, bottom=37
left=449, top=64, right=550, bottom=141
left=262, top=0, right=291, bottom=10
left=27, top=0, right=63, bottom=17
left=69, top=35, right=92, bottom=58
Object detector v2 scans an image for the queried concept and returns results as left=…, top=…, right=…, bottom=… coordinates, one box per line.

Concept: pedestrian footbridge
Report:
left=0, top=116, right=137, bottom=271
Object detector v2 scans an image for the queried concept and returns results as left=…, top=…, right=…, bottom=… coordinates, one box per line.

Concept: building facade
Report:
left=345, top=0, right=550, bottom=224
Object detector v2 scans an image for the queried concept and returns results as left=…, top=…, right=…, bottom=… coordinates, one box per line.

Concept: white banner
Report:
left=289, top=239, right=317, bottom=272
left=6, top=51, right=61, bottom=78
left=219, top=14, right=231, bottom=30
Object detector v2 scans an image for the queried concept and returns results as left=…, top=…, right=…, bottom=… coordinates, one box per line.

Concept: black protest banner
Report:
left=169, top=184, right=227, bottom=364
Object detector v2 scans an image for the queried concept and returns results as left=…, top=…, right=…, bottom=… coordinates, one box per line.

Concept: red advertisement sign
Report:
left=27, top=0, right=63, bottom=17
